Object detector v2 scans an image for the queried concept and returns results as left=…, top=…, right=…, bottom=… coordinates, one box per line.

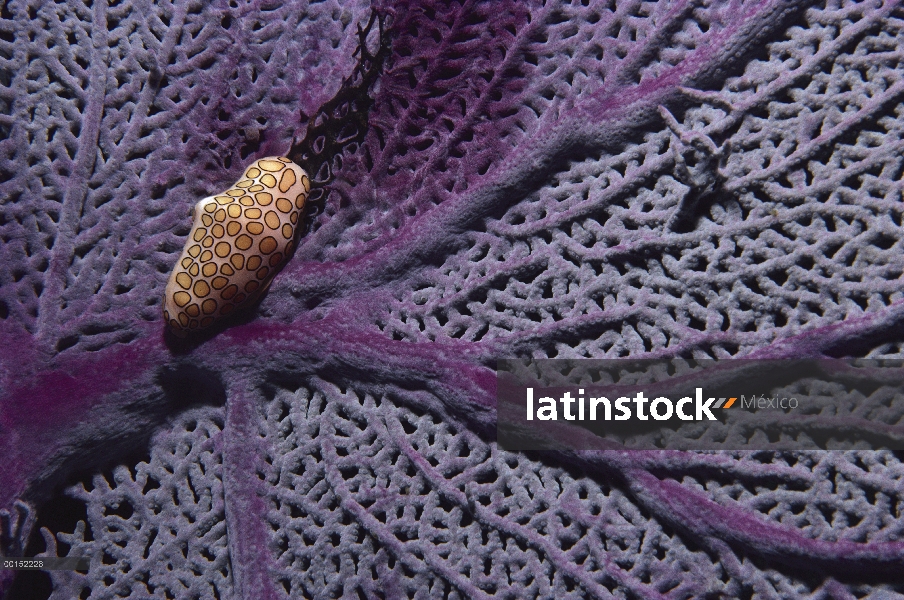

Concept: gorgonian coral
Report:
left=2, top=0, right=904, bottom=598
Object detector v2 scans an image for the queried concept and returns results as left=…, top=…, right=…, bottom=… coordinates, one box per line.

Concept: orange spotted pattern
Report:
left=163, top=157, right=311, bottom=334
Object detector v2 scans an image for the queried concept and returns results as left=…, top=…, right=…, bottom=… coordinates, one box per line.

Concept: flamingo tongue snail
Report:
left=163, top=157, right=311, bottom=335
left=162, top=12, right=389, bottom=337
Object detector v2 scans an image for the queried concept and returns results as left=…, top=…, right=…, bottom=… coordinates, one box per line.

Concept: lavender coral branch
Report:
left=3, top=0, right=904, bottom=598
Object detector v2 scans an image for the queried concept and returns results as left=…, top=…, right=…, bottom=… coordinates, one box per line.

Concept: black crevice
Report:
left=286, top=10, right=393, bottom=226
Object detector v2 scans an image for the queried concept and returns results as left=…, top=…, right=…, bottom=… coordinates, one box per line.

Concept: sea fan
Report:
left=2, top=0, right=904, bottom=598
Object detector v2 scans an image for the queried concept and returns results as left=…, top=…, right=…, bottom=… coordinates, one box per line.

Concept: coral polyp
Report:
left=163, top=157, right=310, bottom=334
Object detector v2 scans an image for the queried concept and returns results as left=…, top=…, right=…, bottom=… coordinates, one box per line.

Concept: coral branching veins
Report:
left=2, top=0, right=904, bottom=598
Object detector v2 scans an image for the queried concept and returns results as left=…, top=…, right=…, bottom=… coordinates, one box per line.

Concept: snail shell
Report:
left=163, top=157, right=310, bottom=335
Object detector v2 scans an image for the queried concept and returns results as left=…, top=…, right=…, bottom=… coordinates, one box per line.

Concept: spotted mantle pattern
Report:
left=163, top=157, right=310, bottom=334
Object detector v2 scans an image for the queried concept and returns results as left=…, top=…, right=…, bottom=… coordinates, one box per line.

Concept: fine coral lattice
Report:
left=2, top=0, right=904, bottom=599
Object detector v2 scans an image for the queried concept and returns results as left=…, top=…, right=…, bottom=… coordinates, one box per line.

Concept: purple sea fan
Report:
left=3, top=0, right=904, bottom=598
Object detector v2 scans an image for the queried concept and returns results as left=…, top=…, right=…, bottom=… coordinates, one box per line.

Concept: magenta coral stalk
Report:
left=3, top=0, right=904, bottom=598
